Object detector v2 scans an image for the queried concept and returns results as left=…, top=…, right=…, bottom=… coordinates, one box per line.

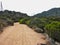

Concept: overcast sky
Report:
left=0, top=0, right=60, bottom=16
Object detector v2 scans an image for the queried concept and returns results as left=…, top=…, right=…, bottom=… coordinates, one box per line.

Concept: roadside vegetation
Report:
left=19, top=8, right=60, bottom=43
left=0, top=10, right=28, bottom=33
left=0, top=8, right=60, bottom=43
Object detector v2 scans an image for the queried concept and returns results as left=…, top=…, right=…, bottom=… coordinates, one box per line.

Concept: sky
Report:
left=0, top=0, right=60, bottom=16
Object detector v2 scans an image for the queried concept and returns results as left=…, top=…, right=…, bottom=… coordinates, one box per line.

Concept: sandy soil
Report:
left=0, top=23, right=47, bottom=45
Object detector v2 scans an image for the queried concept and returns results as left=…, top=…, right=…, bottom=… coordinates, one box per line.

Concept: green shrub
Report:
left=45, top=21, right=60, bottom=42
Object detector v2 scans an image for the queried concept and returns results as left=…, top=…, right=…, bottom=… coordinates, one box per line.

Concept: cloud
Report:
left=1, top=0, right=60, bottom=16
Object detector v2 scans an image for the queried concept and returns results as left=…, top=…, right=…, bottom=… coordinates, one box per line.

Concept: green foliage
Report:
left=18, top=8, right=60, bottom=42
left=0, top=8, right=60, bottom=42
left=19, top=17, right=30, bottom=24
left=18, top=10, right=60, bottom=42
left=0, top=10, right=28, bottom=32
left=33, top=8, right=60, bottom=18
left=45, top=21, right=60, bottom=42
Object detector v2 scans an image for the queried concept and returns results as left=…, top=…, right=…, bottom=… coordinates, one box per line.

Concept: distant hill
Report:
left=0, top=10, right=28, bottom=22
left=33, top=8, right=60, bottom=17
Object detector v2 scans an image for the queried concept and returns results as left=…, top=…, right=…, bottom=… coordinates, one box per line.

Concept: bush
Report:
left=0, top=19, right=7, bottom=32
left=0, top=18, right=14, bottom=32
left=45, top=21, right=60, bottom=42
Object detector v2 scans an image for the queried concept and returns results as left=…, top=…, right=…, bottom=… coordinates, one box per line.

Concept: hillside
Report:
left=19, top=8, right=60, bottom=43
left=0, top=10, right=28, bottom=32
left=33, top=8, right=60, bottom=17
left=0, top=10, right=28, bottom=22
left=0, top=8, right=60, bottom=44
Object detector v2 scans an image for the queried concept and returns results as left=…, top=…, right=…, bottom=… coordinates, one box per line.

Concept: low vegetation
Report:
left=0, top=10, right=28, bottom=33
left=19, top=8, right=60, bottom=42
left=0, top=8, right=60, bottom=43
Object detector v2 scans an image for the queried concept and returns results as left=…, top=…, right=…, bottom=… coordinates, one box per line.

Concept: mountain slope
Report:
left=34, top=8, right=60, bottom=17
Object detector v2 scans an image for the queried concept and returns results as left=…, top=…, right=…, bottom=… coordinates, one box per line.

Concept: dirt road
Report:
left=0, top=23, right=47, bottom=45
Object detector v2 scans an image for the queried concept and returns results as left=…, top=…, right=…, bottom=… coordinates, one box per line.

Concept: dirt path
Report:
left=0, top=23, right=47, bottom=45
